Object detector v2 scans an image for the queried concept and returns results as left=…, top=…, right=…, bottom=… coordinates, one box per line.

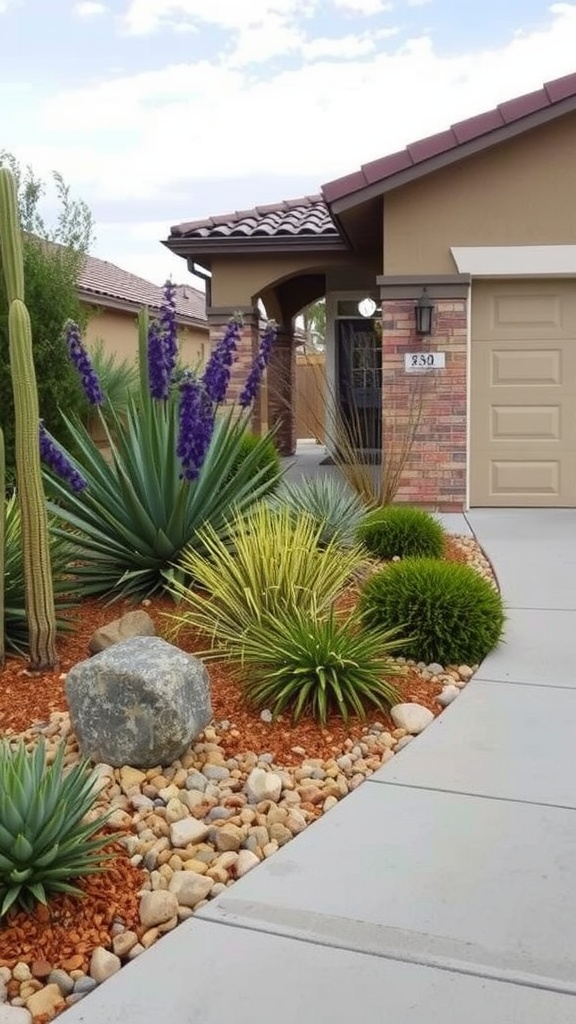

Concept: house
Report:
left=78, top=253, right=208, bottom=369
left=163, top=70, right=576, bottom=511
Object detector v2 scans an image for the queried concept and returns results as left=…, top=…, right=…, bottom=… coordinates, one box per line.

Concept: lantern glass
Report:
left=415, top=287, right=434, bottom=335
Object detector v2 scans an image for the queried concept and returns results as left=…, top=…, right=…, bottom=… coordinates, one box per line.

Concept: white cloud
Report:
left=406, top=0, right=431, bottom=7
left=122, top=0, right=312, bottom=35
left=21, top=1, right=576, bottom=214
left=332, top=0, right=393, bottom=12
left=73, top=1, right=107, bottom=15
left=302, top=34, right=377, bottom=59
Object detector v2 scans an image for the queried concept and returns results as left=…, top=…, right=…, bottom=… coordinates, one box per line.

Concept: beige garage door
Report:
left=471, top=279, right=576, bottom=507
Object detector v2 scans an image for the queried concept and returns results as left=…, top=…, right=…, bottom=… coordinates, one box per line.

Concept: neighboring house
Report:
left=78, top=253, right=208, bottom=369
left=164, top=70, right=576, bottom=511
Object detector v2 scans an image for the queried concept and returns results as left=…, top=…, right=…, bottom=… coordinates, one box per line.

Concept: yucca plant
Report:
left=238, top=605, right=402, bottom=725
left=0, top=738, right=114, bottom=917
left=270, top=475, right=367, bottom=548
left=168, top=504, right=367, bottom=654
left=4, top=493, right=74, bottom=655
left=79, top=338, right=139, bottom=427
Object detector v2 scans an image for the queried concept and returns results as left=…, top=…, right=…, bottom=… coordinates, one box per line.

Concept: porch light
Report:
left=415, top=287, right=434, bottom=335
left=358, top=297, right=377, bottom=318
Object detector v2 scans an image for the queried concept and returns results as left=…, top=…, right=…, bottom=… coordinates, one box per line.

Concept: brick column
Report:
left=207, top=305, right=264, bottom=434
left=378, top=275, right=471, bottom=511
left=266, top=325, right=296, bottom=456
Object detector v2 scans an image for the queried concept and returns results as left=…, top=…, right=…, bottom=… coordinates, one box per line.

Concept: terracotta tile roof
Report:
left=170, top=195, right=338, bottom=240
left=322, top=70, right=576, bottom=203
left=78, top=253, right=207, bottom=324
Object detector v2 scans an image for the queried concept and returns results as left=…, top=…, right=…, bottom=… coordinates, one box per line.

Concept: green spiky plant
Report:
left=0, top=426, right=5, bottom=668
left=0, top=168, right=57, bottom=668
left=0, top=738, right=114, bottom=917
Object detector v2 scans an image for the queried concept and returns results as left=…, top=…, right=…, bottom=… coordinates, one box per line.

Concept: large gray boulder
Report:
left=65, top=636, right=212, bottom=768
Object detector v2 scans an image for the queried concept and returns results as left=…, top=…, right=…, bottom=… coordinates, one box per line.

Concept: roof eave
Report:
left=326, top=93, right=576, bottom=214
left=163, top=235, right=348, bottom=257
left=79, top=289, right=207, bottom=328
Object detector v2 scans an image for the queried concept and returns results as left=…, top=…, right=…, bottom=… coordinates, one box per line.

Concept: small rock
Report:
left=165, top=797, right=188, bottom=823
left=391, top=703, right=434, bottom=734
left=169, top=818, right=211, bottom=848
left=458, top=665, right=474, bottom=681
left=202, top=766, right=230, bottom=782
left=394, top=735, right=414, bottom=752
left=168, top=871, right=214, bottom=908
left=0, top=1008, right=32, bottom=1024
left=234, top=850, right=260, bottom=877
left=12, top=965, right=31, bottom=984
left=185, top=771, right=207, bottom=792
left=60, top=955, right=84, bottom=972
left=437, top=685, right=460, bottom=707
left=0, top=981, right=6, bottom=1004
left=73, top=976, right=98, bottom=995
left=119, top=766, right=147, bottom=794
left=30, top=961, right=51, bottom=980
left=112, top=930, right=139, bottom=958
left=89, top=947, right=121, bottom=984
left=139, top=889, right=179, bottom=929
left=88, top=609, right=155, bottom=655
left=127, top=944, right=145, bottom=960
left=426, top=662, right=444, bottom=675
left=246, top=768, right=282, bottom=804
left=207, top=806, right=234, bottom=822
left=259, top=710, right=273, bottom=723
left=26, top=984, right=65, bottom=1019
left=214, top=825, right=243, bottom=852
left=48, top=971, right=74, bottom=997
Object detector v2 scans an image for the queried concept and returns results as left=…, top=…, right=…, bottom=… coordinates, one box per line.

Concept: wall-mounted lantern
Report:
left=415, top=287, right=434, bottom=335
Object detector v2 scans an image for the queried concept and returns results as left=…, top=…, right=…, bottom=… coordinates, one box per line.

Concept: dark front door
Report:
left=336, top=318, right=382, bottom=454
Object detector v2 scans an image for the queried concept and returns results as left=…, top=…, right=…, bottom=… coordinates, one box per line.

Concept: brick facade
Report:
left=207, top=307, right=296, bottom=456
left=379, top=283, right=469, bottom=511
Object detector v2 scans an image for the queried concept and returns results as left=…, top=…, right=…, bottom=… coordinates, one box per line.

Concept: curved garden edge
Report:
left=0, top=531, right=497, bottom=1024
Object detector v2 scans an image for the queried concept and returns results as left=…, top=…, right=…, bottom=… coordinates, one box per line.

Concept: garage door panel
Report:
left=491, top=348, right=562, bottom=386
left=471, top=280, right=576, bottom=507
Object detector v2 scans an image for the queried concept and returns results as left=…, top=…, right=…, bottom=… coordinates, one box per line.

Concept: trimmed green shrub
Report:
left=237, top=606, right=401, bottom=725
left=357, top=505, right=445, bottom=560
left=359, top=558, right=505, bottom=665
left=225, top=428, right=282, bottom=497
left=270, top=475, right=366, bottom=547
left=0, top=738, right=113, bottom=917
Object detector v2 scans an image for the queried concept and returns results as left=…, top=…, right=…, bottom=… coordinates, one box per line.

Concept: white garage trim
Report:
left=451, top=245, right=576, bottom=277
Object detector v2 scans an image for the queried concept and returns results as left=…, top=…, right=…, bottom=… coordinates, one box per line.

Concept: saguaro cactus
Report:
left=0, top=168, right=57, bottom=669
left=0, top=426, right=5, bottom=668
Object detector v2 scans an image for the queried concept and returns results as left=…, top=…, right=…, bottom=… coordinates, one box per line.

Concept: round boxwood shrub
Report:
left=359, top=558, right=505, bottom=665
left=225, top=429, right=281, bottom=496
left=357, top=505, right=446, bottom=560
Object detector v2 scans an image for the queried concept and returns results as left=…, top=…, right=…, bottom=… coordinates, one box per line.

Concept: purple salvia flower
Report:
left=239, top=321, right=277, bottom=408
left=65, top=320, right=104, bottom=406
left=148, top=318, right=169, bottom=400
left=176, top=374, right=215, bottom=480
left=202, top=315, right=243, bottom=404
left=160, top=280, right=178, bottom=382
left=39, top=422, right=87, bottom=493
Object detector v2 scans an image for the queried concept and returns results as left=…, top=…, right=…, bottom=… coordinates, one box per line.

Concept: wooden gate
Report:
left=296, top=352, right=326, bottom=442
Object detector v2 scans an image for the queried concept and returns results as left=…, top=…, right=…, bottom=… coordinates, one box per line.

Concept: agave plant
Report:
left=237, top=605, right=402, bottom=725
left=0, top=738, right=113, bottom=917
left=4, top=493, right=74, bottom=654
left=270, top=475, right=367, bottom=547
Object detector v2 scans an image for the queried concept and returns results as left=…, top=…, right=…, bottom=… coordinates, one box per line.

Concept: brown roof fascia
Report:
left=327, top=92, right=576, bottom=216
left=163, top=235, right=348, bottom=257
left=78, top=289, right=207, bottom=328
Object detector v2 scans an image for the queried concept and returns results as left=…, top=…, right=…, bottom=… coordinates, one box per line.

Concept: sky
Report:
left=1, top=0, right=576, bottom=288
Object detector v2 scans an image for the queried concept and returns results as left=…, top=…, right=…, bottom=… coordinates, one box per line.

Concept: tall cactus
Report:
left=0, top=426, right=5, bottom=668
left=0, top=168, right=57, bottom=669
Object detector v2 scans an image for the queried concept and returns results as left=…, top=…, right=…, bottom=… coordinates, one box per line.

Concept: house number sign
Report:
left=404, top=352, right=446, bottom=372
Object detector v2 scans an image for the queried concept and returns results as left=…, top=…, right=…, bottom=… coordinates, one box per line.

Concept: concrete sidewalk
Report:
left=64, top=455, right=576, bottom=1022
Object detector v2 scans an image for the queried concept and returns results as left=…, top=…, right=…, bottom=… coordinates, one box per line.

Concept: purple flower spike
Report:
left=160, top=280, right=178, bottom=382
left=239, top=321, right=277, bottom=408
left=176, top=374, right=215, bottom=480
left=203, top=316, right=243, bottom=405
left=39, top=422, right=87, bottom=492
left=65, top=320, right=104, bottom=406
left=148, top=318, right=170, bottom=400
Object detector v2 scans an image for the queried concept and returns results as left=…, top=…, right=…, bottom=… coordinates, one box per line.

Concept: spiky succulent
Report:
left=0, top=738, right=114, bottom=917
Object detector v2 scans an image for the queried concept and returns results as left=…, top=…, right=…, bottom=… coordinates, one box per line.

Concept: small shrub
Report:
left=270, top=476, right=366, bottom=547
left=0, top=738, right=114, bottom=917
left=4, top=494, right=73, bottom=654
left=225, top=428, right=282, bottom=497
left=357, top=505, right=445, bottom=560
left=238, top=606, right=401, bottom=725
left=169, top=504, right=367, bottom=655
left=359, top=558, right=505, bottom=665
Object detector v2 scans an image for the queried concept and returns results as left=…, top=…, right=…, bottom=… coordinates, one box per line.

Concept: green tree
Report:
left=303, top=298, right=326, bottom=350
left=0, top=152, right=94, bottom=486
